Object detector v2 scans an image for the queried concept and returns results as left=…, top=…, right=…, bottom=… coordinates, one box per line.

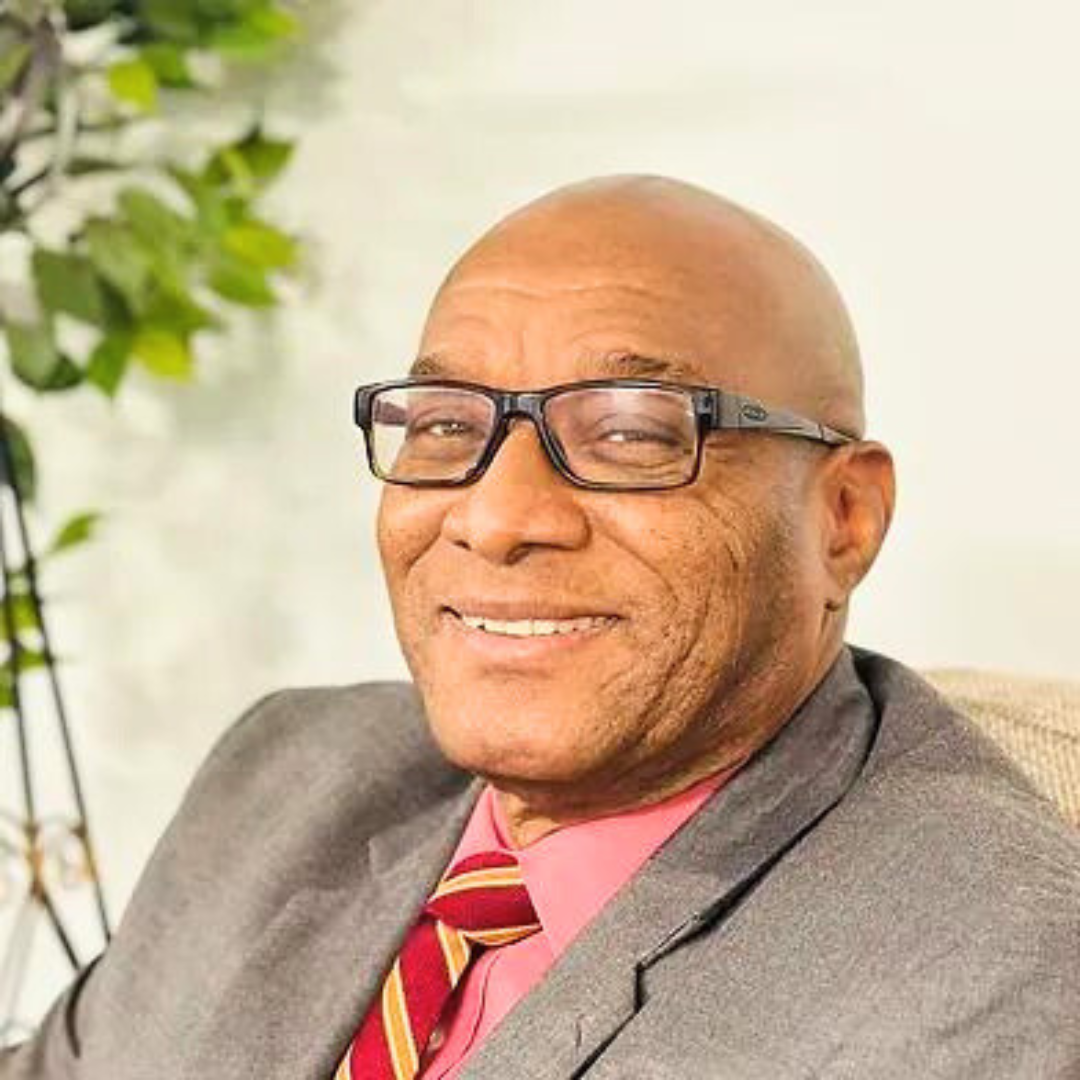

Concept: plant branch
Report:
left=20, top=115, right=144, bottom=144
left=6, top=165, right=50, bottom=202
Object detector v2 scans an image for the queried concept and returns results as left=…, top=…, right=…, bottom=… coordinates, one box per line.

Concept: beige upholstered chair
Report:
left=923, top=668, right=1080, bottom=827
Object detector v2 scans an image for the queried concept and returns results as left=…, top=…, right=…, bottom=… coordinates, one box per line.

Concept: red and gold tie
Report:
left=335, top=850, right=541, bottom=1080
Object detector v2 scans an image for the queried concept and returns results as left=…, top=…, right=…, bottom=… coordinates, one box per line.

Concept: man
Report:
left=5, top=176, right=1079, bottom=1079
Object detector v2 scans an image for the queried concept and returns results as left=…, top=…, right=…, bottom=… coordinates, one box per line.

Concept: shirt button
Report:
left=428, top=1024, right=446, bottom=1051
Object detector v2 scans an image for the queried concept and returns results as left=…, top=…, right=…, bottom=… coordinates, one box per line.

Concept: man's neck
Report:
left=494, top=753, right=748, bottom=848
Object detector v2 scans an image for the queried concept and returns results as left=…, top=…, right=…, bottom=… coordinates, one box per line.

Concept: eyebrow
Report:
left=408, top=351, right=706, bottom=384
left=408, top=353, right=449, bottom=378
left=587, top=351, right=705, bottom=383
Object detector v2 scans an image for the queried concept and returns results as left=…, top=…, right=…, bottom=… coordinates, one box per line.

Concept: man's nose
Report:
left=440, top=418, right=590, bottom=565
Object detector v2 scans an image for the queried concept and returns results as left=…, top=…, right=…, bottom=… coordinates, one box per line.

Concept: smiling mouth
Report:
left=442, top=608, right=620, bottom=638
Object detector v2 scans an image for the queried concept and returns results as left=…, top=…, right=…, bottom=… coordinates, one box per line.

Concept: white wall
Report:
left=6, top=0, right=1080, bottom=1023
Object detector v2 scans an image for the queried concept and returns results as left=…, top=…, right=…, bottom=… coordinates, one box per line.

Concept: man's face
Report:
left=376, top=237, right=830, bottom=807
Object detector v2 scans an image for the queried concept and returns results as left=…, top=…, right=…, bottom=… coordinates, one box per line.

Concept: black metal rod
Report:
left=0, top=475, right=38, bottom=833
left=0, top=385, right=111, bottom=949
left=34, top=881, right=81, bottom=972
left=2, top=451, right=111, bottom=940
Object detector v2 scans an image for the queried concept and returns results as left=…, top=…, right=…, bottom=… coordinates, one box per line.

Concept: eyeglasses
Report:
left=352, top=377, right=856, bottom=492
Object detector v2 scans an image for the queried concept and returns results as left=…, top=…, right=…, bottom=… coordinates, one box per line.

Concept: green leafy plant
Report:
left=0, top=0, right=303, bottom=696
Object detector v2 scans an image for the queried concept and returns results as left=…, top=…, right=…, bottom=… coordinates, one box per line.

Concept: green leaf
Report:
left=98, top=279, right=137, bottom=333
left=0, top=646, right=49, bottom=675
left=138, top=0, right=201, bottom=44
left=140, top=43, right=196, bottom=88
left=207, top=5, right=299, bottom=60
left=143, top=285, right=221, bottom=336
left=117, top=187, right=198, bottom=290
left=21, top=648, right=48, bottom=673
left=0, top=642, right=54, bottom=709
left=237, top=130, right=294, bottom=187
left=0, top=414, right=37, bottom=502
left=107, top=58, right=159, bottom=112
left=192, top=0, right=253, bottom=19
left=0, top=187, right=16, bottom=227
left=206, top=146, right=255, bottom=199
left=119, top=188, right=194, bottom=248
left=4, top=322, right=56, bottom=386
left=205, top=128, right=294, bottom=194
left=0, top=592, right=40, bottom=640
left=205, top=247, right=275, bottom=306
left=223, top=219, right=297, bottom=269
left=250, top=6, right=301, bottom=38
left=168, top=166, right=239, bottom=236
left=0, top=39, right=32, bottom=95
left=40, top=355, right=85, bottom=391
left=47, top=510, right=102, bottom=556
left=85, top=220, right=154, bottom=313
left=32, top=248, right=107, bottom=324
left=63, top=0, right=124, bottom=31
left=4, top=321, right=83, bottom=393
left=4, top=321, right=76, bottom=391
left=2, top=566, right=28, bottom=594
left=86, top=330, right=132, bottom=397
left=132, top=327, right=194, bottom=380
left=67, top=156, right=127, bottom=177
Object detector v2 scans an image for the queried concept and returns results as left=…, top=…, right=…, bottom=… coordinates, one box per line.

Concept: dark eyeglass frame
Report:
left=353, top=376, right=857, bottom=492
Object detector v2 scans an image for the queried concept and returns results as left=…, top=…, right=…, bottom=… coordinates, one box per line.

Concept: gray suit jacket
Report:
left=5, top=646, right=1080, bottom=1078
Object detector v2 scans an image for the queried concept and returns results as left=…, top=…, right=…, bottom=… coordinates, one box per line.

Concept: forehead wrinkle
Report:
left=435, top=274, right=694, bottom=306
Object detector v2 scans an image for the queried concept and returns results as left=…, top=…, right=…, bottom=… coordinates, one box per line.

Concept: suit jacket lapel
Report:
left=189, top=773, right=483, bottom=1080
left=460, top=647, right=878, bottom=1079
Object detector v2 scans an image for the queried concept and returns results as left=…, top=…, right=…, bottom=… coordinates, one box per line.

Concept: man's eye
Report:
left=599, top=428, right=680, bottom=446
left=408, top=417, right=477, bottom=438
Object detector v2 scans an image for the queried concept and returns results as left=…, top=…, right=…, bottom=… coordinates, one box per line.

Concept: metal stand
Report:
left=0, top=386, right=110, bottom=1046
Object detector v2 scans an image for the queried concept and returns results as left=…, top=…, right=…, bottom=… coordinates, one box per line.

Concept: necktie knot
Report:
left=424, top=850, right=540, bottom=946
left=337, top=850, right=542, bottom=1080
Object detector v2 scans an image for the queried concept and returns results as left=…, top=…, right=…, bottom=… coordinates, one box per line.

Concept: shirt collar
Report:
left=443, top=767, right=741, bottom=958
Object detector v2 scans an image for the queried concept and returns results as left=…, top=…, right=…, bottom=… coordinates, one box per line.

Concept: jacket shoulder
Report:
left=196, top=680, right=443, bottom=795
left=850, top=648, right=1080, bottom=907
left=156, top=679, right=465, bottom=889
left=0, top=680, right=466, bottom=1078
left=625, top=652, right=1080, bottom=1076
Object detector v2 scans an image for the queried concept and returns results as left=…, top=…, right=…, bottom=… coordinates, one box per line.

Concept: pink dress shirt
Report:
left=418, top=766, right=741, bottom=1078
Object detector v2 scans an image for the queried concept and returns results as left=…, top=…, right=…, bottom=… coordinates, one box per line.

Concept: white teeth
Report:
left=456, top=613, right=614, bottom=637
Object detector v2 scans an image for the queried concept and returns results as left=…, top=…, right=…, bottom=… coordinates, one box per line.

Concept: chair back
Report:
left=923, top=668, right=1080, bottom=827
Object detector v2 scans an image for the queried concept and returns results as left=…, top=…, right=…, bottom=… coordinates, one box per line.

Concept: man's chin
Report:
left=428, top=723, right=602, bottom=789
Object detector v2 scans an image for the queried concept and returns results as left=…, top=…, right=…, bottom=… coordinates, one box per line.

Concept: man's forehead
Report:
left=409, top=177, right=866, bottom=433
left=416, top=259, right=749, bottom=388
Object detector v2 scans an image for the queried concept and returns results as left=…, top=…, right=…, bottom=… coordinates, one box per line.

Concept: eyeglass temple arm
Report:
left=714, top=392, right=856, bottom=447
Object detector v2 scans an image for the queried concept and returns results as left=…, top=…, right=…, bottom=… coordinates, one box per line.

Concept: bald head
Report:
left=425, top=175, right=865, bottom=436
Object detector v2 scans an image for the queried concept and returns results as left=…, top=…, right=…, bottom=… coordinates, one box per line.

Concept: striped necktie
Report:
left=335, top=850, right=541, bottom=1080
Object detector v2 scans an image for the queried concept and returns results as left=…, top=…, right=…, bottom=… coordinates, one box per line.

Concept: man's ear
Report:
left=817, top=441, right=896, bottom=606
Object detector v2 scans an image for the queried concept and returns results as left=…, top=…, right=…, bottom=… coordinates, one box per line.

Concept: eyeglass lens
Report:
left=369, top=384, right=699, bottom=486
